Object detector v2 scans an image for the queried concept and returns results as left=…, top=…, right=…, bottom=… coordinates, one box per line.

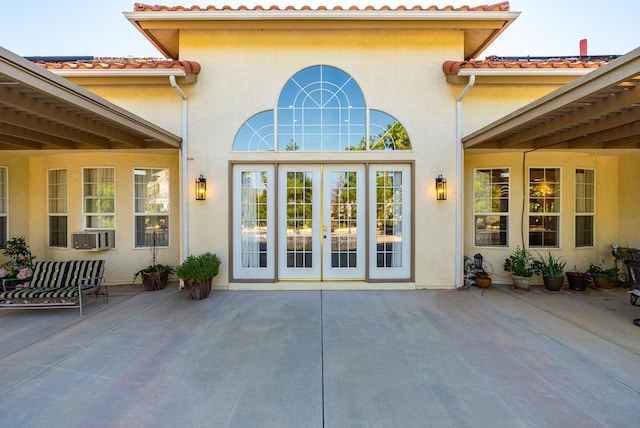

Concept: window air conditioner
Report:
left=71, top=230, right=115, bottom=251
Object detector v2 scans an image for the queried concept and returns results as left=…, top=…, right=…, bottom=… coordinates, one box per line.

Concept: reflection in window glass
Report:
left=285, top=171, right=314, bottom=268
left=278, top=65, right=366, bottom=151
left=575, top=168, right=595, bottom=247
left=0, top=167, right=6, bottom=248
left=241, top=171, right=269, bottom=268
left=529, top=168, right=560, bottom=247
left=134, top=168, right=169, bottom=247
left=232, top=65, right=410, bottom=152
left=83, top=168, right=115, bottom=229
left=375, top=171, right=403, bottom=267
left=48, top=169, right=68, bottom=247
left=367, top=110, right=411, bottom=150
left=474, top=168, right=509, bottom=246
left=232, top=111, right=275, bottom=151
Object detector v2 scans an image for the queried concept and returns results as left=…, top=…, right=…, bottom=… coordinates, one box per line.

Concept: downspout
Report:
left=455, top=74, right=475, bottom=289
left=169, top=75, right=189, bottom=261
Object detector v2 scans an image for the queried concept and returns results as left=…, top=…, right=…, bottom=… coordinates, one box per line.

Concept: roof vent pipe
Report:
left=580, top=39, right=588, bottom=56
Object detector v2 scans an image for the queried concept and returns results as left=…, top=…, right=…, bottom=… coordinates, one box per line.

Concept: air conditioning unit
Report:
left=72, top=230, right=115, bottom=251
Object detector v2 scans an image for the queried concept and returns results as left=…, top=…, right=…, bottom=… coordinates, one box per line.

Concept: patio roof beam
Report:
left=495, top=85, right=640, bottom=148
left=0, top=107, right=110, bottom=149
left=463, top=47, right=640, bottom=150
left=0, top=85, right=147, bottom=149
left=0, top=124, right=78, bottom=149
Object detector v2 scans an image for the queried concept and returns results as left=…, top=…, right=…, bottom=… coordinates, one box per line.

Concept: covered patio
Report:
left=1, top=285, right=638, bottom=427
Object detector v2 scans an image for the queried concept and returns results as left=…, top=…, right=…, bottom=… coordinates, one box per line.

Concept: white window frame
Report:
left=82, top=167, right=115, bottom=230
left=528, top=167, right=561, bottom=248
left=0, top=167, right=7, bottom=248
left=133, top=168, right=170, bottom=248
left=575, top=168, right=595, bottom=248
left=232, top=165, right=275, bottom=280
left=48, top=168, right=68, bottom=248
left=473, top=168, right=510, bottom=247
left=368, top=164, right=412, bottom=280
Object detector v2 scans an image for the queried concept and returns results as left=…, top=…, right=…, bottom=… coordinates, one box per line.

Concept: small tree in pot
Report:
left=503, top=246, right=536, bottom=290
left=133, top=232, right=174, bottom=291
left=176, top=252, right=221, bottom=300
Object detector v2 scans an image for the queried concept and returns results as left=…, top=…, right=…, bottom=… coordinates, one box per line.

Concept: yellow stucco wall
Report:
left=6, top=24, right=635, bottom=290
left=8, top=152, right=182, bottom=285
left=178, top=27, right=469, bottom=288
left=465, top=151, right=622, bottom=285
left=618, top=152, right=640, bottom=249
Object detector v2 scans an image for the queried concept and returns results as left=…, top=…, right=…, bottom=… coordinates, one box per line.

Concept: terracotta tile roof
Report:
left=442, top=57, right=613, bottom=75
left=33, top=58, right=201, bottom=74
left=132, top=2, right=511, bottom=12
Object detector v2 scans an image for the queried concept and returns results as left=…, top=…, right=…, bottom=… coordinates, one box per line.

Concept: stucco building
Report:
left=1, top=2, right=638, bottom=289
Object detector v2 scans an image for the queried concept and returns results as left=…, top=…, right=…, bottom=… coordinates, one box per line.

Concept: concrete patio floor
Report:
left=1, top=282, right=639, bottom=427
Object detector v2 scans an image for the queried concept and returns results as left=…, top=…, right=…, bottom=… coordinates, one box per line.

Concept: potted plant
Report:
left=566, top=268, right=591, bottom=291
left=475, top=270, right=492, bottom=288
left=1, top=236, right=35, bottom=286
left=587, top=261, right=617, bottom=289
left=503, top=246, right=536, bottom=290
left=534, top=252, right=566, bottom=291
left=133, top=232, right=174, bottom=291
left=134, top=263, right=174, bottom=291
left=175, top=252, right=221, bottom=300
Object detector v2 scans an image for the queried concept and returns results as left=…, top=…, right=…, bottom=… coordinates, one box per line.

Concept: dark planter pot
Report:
left=142, top=271, right=169, bottom=291
left=184, top=278, right=213, bottom=300
left=543, top=275, right=564, bottom=291
left=566, top=272, right=590, bottom=291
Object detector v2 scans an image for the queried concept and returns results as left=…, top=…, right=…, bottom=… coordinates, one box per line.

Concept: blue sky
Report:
left=0, top=1, right=637, bottom=58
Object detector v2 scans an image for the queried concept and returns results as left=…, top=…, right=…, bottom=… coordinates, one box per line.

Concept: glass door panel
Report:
left=323, top=165, right=365, bottom=279
left=232, top=165, right=275, bottom=280
left=369, top=165, right=411, bottom=279
left=278, top=166, right=321, bottom=279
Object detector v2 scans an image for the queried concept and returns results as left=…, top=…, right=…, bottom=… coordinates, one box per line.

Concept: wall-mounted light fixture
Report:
left=195, top=175, right=207, bottom=200
left=436, top=174, right=447, bottom=200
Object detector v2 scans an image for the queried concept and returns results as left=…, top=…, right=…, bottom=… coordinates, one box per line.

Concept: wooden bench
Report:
left=0, top=260, right=107, bottom=316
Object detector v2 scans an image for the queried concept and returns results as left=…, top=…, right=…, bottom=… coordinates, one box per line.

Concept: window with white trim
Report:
left=48, top=169, right=67, bottom=247
left=575, top=168, right=594, bottom=247
left=473, top=168, right=509, bottom=247
left=134, top=168, right=169, bottom=247
left=83, top=167, right=115, bottom=229
left=529, top=167, right=560, bottom=247
left=0, top=167, right=6, bottom=248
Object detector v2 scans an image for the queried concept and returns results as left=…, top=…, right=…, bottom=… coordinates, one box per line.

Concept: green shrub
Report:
left=176, top=252, right=221, bottom=282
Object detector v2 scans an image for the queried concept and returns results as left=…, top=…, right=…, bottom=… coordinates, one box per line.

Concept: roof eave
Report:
left=462, top=47, right=640, bottom=150
left=124, top=9, right=519, bottom=60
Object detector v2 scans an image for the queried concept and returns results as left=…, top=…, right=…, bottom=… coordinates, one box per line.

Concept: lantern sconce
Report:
left=195, top=175, right=207, bottom=200
left=435, top=174, right=447, bottom=200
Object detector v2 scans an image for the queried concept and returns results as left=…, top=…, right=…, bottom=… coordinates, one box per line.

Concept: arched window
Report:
left=232, top=65, right=411, bottom=152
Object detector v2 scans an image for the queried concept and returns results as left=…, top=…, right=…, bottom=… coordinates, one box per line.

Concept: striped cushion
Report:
left=0, top=287, right=78, bottom=300
left=67, top=260, right=104, bottom=287
left=29, top=261, right=70, bottom=288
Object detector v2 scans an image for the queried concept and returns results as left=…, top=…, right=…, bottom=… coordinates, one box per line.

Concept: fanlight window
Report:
left=232, top=65, right=410, bottom=152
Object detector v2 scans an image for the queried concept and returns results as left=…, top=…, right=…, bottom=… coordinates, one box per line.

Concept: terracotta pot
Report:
left=543, top=275, right=564, bottom=291
left=511, top=274, right=531, bottom=290
left=476, top=276, right=492, bottom=288
left=184, top=278, right=213, bottom=300
left=142, top=271, right=169, bottom=291
left=593, top=277, right=613, bottom=289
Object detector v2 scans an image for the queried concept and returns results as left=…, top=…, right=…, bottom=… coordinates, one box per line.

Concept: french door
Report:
left=278, top=165, right=365, bottom=280
left=232, top=163, right=411, bottom=282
